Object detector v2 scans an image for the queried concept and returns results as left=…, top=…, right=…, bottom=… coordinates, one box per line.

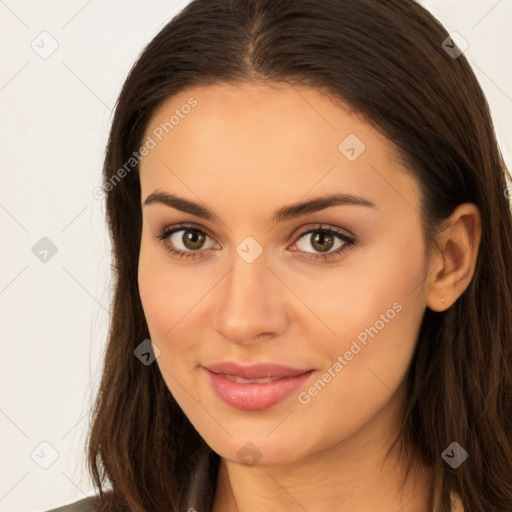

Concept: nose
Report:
left=212, top=248, right=289, bottom=345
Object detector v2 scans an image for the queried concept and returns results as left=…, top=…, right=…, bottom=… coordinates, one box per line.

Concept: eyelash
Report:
left=154, top=223, right=357, bottom=262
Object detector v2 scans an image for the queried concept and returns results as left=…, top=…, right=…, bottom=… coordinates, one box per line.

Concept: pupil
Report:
left=184, top=230, right=204, bottom=250
left=312, top=231, right=333, bottom=252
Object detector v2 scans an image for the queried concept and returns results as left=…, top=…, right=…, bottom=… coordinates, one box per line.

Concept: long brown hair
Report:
left=87, top=1, right=512, bottom=510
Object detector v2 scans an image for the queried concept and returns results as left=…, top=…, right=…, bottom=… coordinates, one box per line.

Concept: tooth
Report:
left=224, top=374, right=278, bottom=384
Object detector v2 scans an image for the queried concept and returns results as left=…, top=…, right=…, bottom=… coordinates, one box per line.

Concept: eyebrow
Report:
left=143, top=190, right=377, bottom=224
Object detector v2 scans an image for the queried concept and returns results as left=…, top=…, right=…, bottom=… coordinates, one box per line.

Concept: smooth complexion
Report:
left=137, top=82, right=481, bottom=512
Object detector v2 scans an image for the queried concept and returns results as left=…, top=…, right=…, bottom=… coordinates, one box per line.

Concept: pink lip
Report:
left=203, top=361, right=314, bottom=410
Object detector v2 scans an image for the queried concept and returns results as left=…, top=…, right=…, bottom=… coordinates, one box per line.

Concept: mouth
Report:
left=215, top=374, right=285, bottom=384
left=204, top=361, right=313, bottom=379
left=203, top=361, right=314, bottom=410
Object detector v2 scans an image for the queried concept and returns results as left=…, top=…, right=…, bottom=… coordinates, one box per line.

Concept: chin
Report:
left=202, top=428, right=314, bottom=468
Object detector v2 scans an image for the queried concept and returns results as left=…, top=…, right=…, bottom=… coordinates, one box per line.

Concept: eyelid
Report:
left=155, top=222, right=355, bottom=244
left=288, top=224, right=356, bottom=259
left=289, top=222, right=356, bottom=240
left=154, top=222, right=357, bottom=260
left=154, top=222, right=218, bottom=243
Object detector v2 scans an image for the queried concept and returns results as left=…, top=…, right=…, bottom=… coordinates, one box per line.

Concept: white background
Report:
left=0, top=1, right=511, bottom=510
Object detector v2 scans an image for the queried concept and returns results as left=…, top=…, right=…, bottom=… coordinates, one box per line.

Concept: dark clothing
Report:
left=43, top=495, right=100, bottom=512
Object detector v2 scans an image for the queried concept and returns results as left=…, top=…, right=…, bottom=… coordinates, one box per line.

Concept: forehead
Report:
left=139, top=82, right=420, bottom=221
left=143, top=81, right=393, bottom=156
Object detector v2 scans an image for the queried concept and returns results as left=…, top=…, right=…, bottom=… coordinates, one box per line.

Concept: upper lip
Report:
left=204, top=361, right=313, bottom=379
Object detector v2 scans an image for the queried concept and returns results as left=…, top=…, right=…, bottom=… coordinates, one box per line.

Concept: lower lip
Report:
left=205, top=369, right=314, bottom=410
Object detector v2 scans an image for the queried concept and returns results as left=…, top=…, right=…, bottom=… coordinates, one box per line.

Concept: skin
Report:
left=137, top=82, right=481, bottom=512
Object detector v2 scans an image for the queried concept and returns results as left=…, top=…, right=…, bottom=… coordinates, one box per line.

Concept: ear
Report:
left=425, top=203, right=482, bottom=312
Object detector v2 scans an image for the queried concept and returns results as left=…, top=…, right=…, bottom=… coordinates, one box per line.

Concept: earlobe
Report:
left=425, top=203, right=482, bottom=312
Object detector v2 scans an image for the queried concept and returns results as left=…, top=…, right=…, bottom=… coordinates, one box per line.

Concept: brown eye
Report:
left=156, top=223, right=356, bottom=262
left=155, top=224, right=219, bottom=259
left=181, top=229, right=207, bottom=250
left=289, top=225, right=357, bottom=261
left=165, top=228, right=217, bottom=253
left=310, top=231, right=336, bottom=252
left=295, top=229, right=346, bottom=254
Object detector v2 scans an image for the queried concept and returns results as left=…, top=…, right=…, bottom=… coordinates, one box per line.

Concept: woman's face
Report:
left=138, top=82, right=430, bottom=466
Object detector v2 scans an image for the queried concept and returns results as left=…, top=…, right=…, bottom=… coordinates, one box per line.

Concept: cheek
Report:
left=138, top=255, right=193, bottom=400
left=138, top=254, right=170, bottom=336
left=138, top=241, right=196, bottom=338
left=290, top=229, right=424, bottom=345
left=303, top=230, right=426, bottom=392
left=293, top=284, right=424, bottom=453
left=137, top=244, right=208, bottom=379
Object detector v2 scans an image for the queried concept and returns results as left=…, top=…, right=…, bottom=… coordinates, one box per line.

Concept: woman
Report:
left=45, top=0, right=512, bottom=510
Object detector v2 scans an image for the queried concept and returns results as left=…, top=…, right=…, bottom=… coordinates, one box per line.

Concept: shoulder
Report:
left=43, top=494, right=102, bottom=512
